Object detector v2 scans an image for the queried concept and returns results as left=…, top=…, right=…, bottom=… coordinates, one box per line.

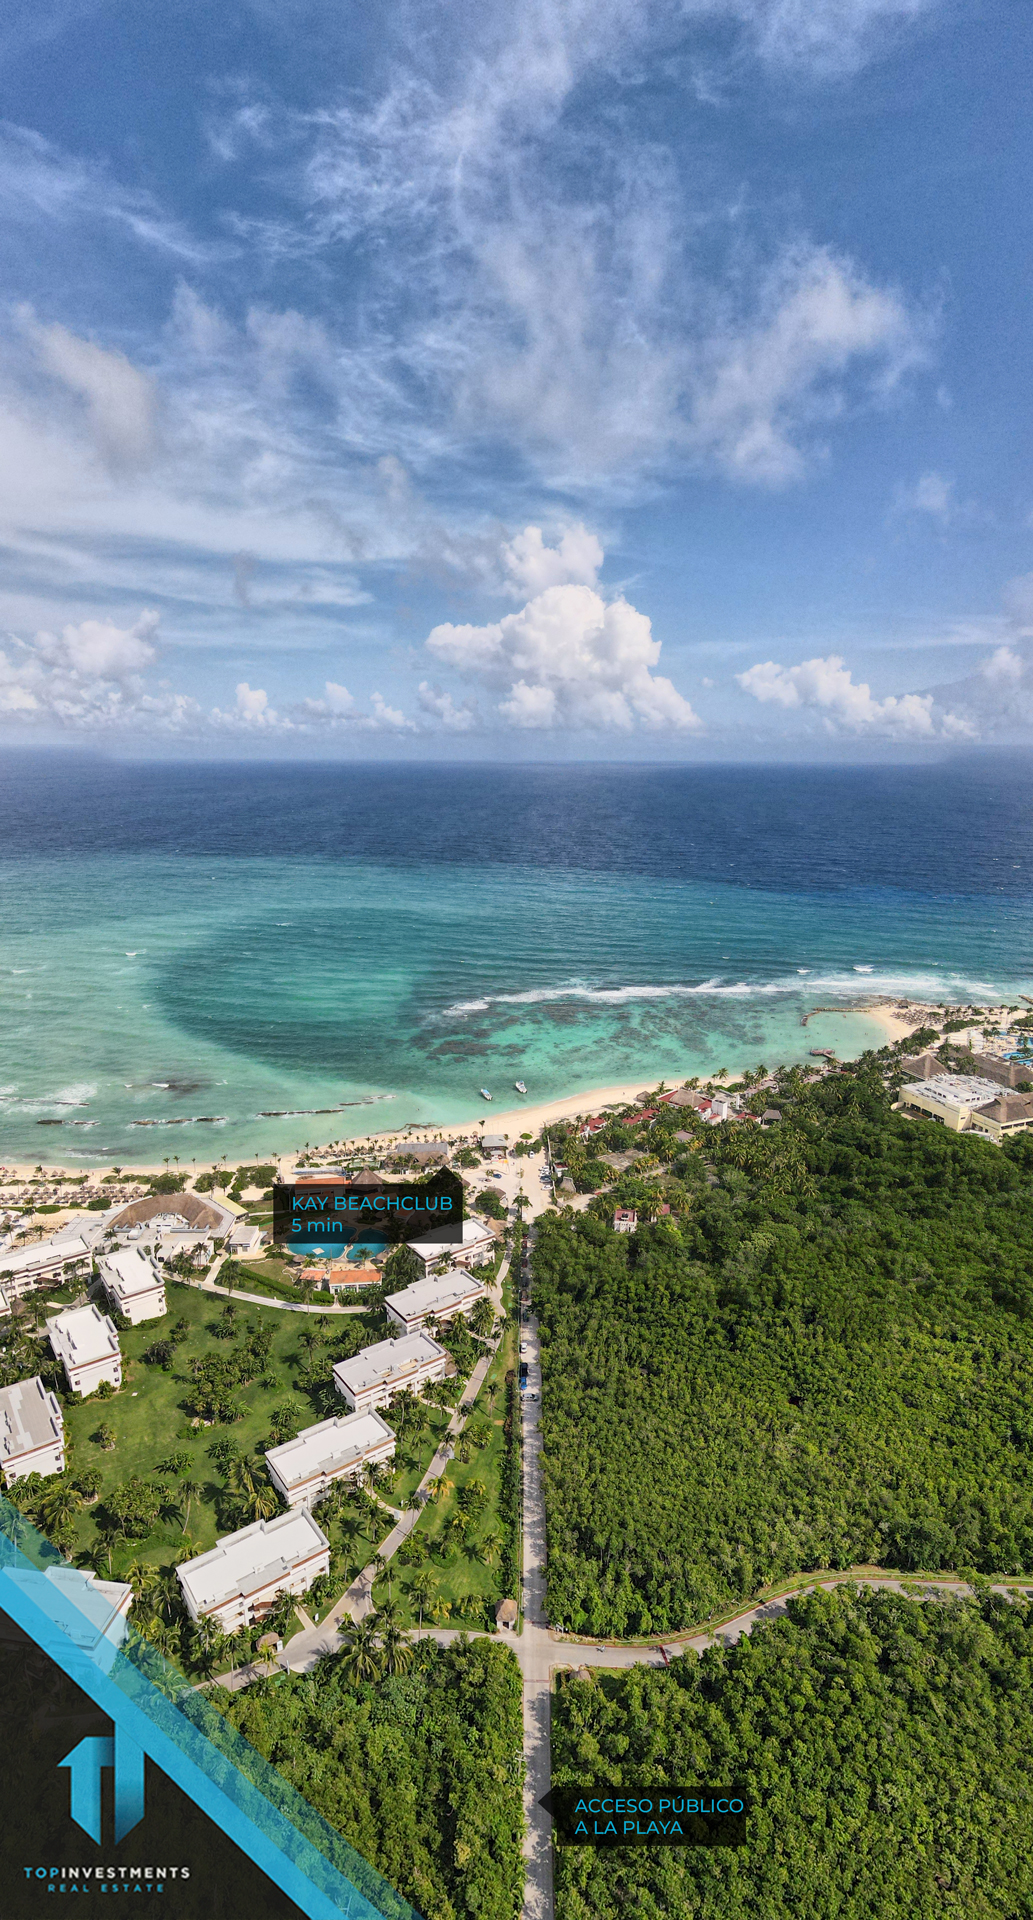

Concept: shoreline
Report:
left=0, top=995, right=941, bottom=1185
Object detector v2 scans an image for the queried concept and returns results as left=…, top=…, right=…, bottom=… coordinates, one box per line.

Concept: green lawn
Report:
left=381, top=1406, right=454, bottom=1506
left=59, top=1283, right=384, bottom=1574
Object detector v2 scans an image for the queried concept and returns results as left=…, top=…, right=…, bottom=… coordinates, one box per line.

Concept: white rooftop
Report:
left=0, top=1231, right=94, bottom=1276
left=408, top=1214, right=495, bottom=1260
left=333, top=1329, right=447, bottom=1398
left=0, top=1375, right=63, bottom=1460
left=47, top=1302, right=120, bottom=1367
left=385, top=1271, right=488, bottom=1321
left=265, top=1409, right=394, bottom=1491
left=907, top=1074, right=1004, bottom=1107
left=177, top=1509, right=329, bottom=1615
left=100, top=1246, right=161, bottom=1299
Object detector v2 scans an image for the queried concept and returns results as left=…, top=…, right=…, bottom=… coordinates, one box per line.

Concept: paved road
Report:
left=517, top=1269, right=553, bottom=1920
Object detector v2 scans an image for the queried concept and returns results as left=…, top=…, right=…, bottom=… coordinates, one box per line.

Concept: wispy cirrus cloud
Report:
left=0, top=120, right=219, bottom=263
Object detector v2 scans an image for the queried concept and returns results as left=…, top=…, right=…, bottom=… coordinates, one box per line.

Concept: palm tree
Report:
left=179, top=1480, right=202, bottom=1535
left=228, top=1456, right=278, bottom=1524
left=382, top=1625, right=414, bottom=1675
left=39, top=1479, right=84, bottom=1539
left=411, top=1570, right=435, bottom=1633
left=268, top=1588, right=297, bottom=1638
left=339, top=1617, right=383, bottom=1684
left=191, top=1615, right=228, bottom=1677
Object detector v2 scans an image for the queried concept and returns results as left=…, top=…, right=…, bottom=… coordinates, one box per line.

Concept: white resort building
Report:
left=176, top=1510, right=330, bottom=1632
left=384, top=1270, right=489, bottom=1336
left=333, top=1329, right=448, bottom=1413
left=408, top=1214, right=497, bottom=1276
left=0, top=1228, right=97, bottom=1302
left=47, top=1303, right=122, bottom=1397
left=96, top=1246, right=167, bottom=1325
left=0, top=1375, right=66, bottom=1485
left=265, top=1409, right=396, bottom=1509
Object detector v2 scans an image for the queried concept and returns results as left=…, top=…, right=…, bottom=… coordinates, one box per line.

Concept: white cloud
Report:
left=236, top=682, right=270, bottom=719
left=418, top=681, right=478, bottom=730
left=893, top=469, right=954, bottom=520
left=501, top=524, right=603, bottom=595
left=689, top=248, right=925, bottom=485
left=427, top=576, right=700, bottom=732
left=716, top=0, right=935, bottom=76
left=737, top=653, right=968, bottom=738
left=369, top=691, right=416, bottom=730
left=982, top=645, right=1024, bottom=687
left=0, top=121, right=215, bottom=263
left=37, top=610, right=158, bottom=679
left=0, top=606, right=201, bottom=733
left=26, top=316, right=158, bottom=470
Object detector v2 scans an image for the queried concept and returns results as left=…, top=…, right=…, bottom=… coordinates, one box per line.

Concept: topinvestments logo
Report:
left=0, top=1506, right=422, bottom=1920
left=59, top=1729, right=145, bottom=1845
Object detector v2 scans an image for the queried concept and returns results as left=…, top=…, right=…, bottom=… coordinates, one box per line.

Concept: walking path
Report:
left=193, top=1251, right=370, bottom=1313
left=281, top=1255, right=510, bottom=1669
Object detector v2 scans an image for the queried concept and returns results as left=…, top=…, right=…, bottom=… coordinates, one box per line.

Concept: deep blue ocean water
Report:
left=1, top=753, right=1031, bottom=1164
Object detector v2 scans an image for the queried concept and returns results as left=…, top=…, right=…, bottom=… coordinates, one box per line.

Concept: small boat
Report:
left=479, top=1088, right=493, bottom=1101
left=514, top=1081, right=527, bottom=1094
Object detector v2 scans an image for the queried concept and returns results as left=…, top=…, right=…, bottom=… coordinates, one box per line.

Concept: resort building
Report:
left=0, top=1228, right=97, bottom=1301
left=47, top=1303, right=122, bottom=1396
left=384, top=1270, right=488, bottom=1335
left=896, top=1074, right=1033, bottom=1142
left=480, top=1134, right=508, bottom=1159
left=176, top=1509, right=330, bottom=1632
left=0, top=1375, right=66, bottom=1485
left=226, top=1222, right=264, bottom=1256
left=265, top=1409, right=396, bottom=1509
left=107, top=1192, right=237, bottom=1244
left=2, top=1565, right=132, bottom=1669
left=382, top=1140, right=450, bottom=1165
left=333, top=1329, right=448, bottom=1412
left=409, top=1213, right=497, bottom=1276
left=613, top=1208, right=637, bottom=1233
left=96, top=1246, right=166, bottom=1325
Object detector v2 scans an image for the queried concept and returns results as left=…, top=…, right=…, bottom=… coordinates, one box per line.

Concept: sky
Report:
left=0, top=0, right=1031, bottom=758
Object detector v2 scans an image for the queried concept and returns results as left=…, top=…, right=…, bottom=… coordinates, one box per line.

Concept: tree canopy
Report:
left=534, top=1064, right=1033, bottom=1634
left=553, top=1586, right=1033, bottom=1920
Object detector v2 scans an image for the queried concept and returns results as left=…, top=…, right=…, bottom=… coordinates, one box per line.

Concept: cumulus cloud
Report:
left=427, top=570, right=700, bottom=732
left=369, top=691, right=416, bottom=730
left=501, top=524, right=603, bottom=595
left=234, top=681, right=275, bottom=723
left=418, top=682, right=478, bottom=730
left=0, top=607, right=201, bottom=732
left=736, top=653, right=970, bottom=738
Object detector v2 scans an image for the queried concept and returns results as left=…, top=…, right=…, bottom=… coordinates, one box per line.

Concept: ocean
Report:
left=1, top=753, right=1031, bottom=1166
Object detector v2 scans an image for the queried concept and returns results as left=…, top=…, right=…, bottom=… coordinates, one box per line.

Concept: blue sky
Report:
left=0, top=0, right=1031, bottom=755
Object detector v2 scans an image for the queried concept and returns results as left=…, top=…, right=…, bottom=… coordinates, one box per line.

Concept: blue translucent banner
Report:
left=0, top=1499, right=421, bottom=1920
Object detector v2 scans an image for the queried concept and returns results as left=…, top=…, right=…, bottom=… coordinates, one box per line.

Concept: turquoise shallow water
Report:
left=0, top=843, right=1030, bottom=1167
left=1, top=756, right=1031, bottom=1165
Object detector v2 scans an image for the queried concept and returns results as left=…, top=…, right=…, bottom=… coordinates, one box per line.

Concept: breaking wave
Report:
left=439, top=969, right=1008, bottom=1021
